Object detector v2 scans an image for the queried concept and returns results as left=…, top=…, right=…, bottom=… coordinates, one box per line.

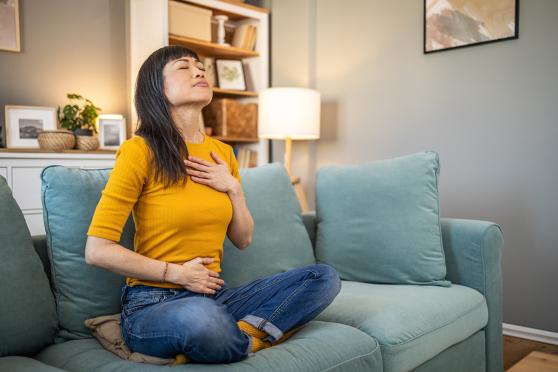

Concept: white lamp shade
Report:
left=258, top=87, right=321, bottom=140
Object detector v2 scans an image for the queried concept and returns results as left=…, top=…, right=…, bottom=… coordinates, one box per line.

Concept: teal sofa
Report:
left=0, top=161, right=503, bottom=372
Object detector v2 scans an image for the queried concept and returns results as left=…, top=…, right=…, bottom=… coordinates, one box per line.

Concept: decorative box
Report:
left=168, top=1, right=212, bottom=42
left=202, top=98, right=258, bottom=138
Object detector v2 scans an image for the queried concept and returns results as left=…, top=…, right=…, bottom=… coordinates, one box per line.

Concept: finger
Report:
left=207, top=270, right=220, bottom=277
left=188, top=155, right=213, bottom=166
left=207, top=281, right=221, bottom=290
left=184, top=159, right=210, bottom=171
left=186, top=168, right=211, bottom=179
left=211, top=277, right=225, bottom=285
left=189, top=176, right=209, bottom=184
left=210, top=151, right=225, bottom=164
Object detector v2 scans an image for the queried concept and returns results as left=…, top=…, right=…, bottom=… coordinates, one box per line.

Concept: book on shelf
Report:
left=233, top=146, right=258, bottom=168
left=231, top=23, right=257, bottom=51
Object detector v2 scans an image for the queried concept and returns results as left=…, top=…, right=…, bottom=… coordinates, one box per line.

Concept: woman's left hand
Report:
left=184, top=152, right=238, bottom=193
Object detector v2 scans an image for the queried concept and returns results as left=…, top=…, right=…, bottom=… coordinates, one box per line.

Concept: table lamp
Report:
left=258, top=87, right=321, bottom=211
left=258, top=87, right=321, bottom=177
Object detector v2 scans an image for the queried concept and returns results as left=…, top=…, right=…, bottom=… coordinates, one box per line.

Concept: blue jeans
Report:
left=120, top=263, right=341, bottom=364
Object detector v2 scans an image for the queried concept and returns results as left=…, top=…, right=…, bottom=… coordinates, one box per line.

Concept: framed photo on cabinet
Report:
left=98, top=115, right=126, bottom=150
left=4, top=105, right=57, bottom=148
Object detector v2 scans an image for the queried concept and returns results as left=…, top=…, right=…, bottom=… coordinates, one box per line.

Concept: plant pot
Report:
left=73, top=128, right=94, bottom=136
left=75, top=135, right=100, bottom=151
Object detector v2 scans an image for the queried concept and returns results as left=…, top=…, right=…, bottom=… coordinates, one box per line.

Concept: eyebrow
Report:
left=173, top=57, right=202, bottom=65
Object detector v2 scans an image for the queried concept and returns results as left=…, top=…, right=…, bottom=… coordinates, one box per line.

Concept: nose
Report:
left=194, top=67, right=205, bottom=78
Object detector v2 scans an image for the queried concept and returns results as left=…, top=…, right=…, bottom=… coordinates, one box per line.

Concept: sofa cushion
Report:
left=40, top=166, right=136, bottom=340
left=221, top=162, right=316, bottom=287
left=0, top=356, right=66, bottom=372
left=315, top=151, right=450, bottom=286
left=35, top=320, right=382, bottom=372
left=0, top=175, right=58, bottom=356
left=314, top=280, right=488, bottom=372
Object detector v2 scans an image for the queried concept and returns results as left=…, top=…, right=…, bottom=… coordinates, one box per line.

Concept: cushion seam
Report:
left=321, top=338, right=380, bottom=372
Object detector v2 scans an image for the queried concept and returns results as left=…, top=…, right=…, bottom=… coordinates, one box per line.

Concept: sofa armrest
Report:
left=31, top=235, right=53, bottom=287
left=301, top=211, right=317, bottom=248
left=440, top=218, right=503, bottom=372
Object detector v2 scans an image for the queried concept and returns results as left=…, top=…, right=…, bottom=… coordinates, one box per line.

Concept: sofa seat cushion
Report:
left=34, top=321, right=382, bottom=372
left=314, top=281, right=488, bottom=372
left=0, top=356, right=66, bottom=372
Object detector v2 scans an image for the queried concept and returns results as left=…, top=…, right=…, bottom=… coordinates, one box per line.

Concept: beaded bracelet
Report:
left=162, top=262, right=169, bottom=282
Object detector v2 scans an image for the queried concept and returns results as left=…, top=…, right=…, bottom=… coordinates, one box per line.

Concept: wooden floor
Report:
left=505, top=335, right=558, bottom=371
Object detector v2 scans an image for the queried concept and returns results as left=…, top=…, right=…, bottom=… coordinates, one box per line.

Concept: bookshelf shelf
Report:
left=213, top=87, right=258, bottom=97
left=169, top=34, right=259, bottom=58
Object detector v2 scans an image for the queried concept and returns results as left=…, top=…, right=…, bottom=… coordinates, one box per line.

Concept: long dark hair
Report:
left=134, top=45, right=201, bottom=189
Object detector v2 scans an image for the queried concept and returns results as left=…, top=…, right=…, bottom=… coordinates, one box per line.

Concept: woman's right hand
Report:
left=170, top=257, right=225, bottom=294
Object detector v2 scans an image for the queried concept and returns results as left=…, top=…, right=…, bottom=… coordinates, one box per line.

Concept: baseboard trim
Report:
left=503, top=323, right=558, bottom=345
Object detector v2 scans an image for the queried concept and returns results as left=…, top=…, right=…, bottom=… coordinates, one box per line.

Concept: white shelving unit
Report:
left=126, top=0, right=270, bottom=166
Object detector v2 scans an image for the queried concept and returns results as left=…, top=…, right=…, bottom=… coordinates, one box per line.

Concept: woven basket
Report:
left=37, top=130, right=76, bottom=151
left=76, top=135, right=100, bottom=151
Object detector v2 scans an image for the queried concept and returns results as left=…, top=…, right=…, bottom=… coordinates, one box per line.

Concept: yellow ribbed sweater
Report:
left=86, top=133, right=241, bottom=288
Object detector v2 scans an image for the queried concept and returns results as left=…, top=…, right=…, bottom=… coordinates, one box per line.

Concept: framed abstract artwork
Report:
left=0, top=0, right=21, bottom=52
left=424, top=0, right=519, bottom=54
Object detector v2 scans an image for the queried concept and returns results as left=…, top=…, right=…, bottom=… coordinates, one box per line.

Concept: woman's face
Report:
left=162, top=56, right=212, bottom=108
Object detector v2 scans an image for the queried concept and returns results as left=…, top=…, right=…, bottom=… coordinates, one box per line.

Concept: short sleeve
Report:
left=229, top=146, right=241, bottom=183
left=87, top=138, right=149, bottom=242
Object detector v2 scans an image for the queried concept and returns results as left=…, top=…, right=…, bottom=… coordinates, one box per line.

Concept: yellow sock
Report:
left=272, top=325, right=305, bottom=345
left=173, top=353, right=189, bottom=365
left=237, top=320, right=272, bottom=353
left=237, top=320, right=268, bottom=339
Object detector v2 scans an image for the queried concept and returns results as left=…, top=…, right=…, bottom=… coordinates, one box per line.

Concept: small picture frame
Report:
left=98, top=115, right=126, bottom=150
left=4, top=105, right=58, bottom=148
left=203, top=57, right=217, bottom=87
left=0, top=0, right=21, bottom=52
left=215, top=59, right=247, bottom=91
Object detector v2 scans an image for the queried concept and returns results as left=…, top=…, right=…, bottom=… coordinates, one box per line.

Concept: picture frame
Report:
left=424, top=0, right=519, bottom=54
left=4, top=105, right=58, bottom=148
left=98, top=115, right=126, bottom=150
left=215, top=59, right=247, bottom=91
left=0, top=0, right=21, bottom=52
left=203, top=57, right=217, bottom=88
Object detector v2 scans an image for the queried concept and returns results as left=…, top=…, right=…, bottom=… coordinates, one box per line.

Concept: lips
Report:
left=194, top=81, right=209, bottom=87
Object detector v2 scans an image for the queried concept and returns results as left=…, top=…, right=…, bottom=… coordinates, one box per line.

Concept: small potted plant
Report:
left=57, top=93, right=102, bottom=150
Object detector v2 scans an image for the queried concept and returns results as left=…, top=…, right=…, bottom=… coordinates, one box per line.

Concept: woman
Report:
left=84, top=45, right=341, bottom=364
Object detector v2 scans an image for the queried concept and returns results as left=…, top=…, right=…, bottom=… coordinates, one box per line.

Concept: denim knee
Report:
left=312, top=263, right=342, bottom=299
left=179, top=297, right=249, bottom=363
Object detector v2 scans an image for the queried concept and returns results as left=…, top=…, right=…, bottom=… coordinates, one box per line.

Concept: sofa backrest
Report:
left=0, top=175, right=58, bottom=356
left=220, top=162, right=316, bottom=287
left=41, top=166, right=136, bottom=340
left=39, top=162, right=315, bottom=340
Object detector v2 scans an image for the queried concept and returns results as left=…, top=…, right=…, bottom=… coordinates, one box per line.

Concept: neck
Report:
left=170, top=105, right=203, bottom=143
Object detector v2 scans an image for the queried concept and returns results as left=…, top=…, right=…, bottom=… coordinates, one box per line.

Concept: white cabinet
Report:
left=0, top=152, right=115, bottom=236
